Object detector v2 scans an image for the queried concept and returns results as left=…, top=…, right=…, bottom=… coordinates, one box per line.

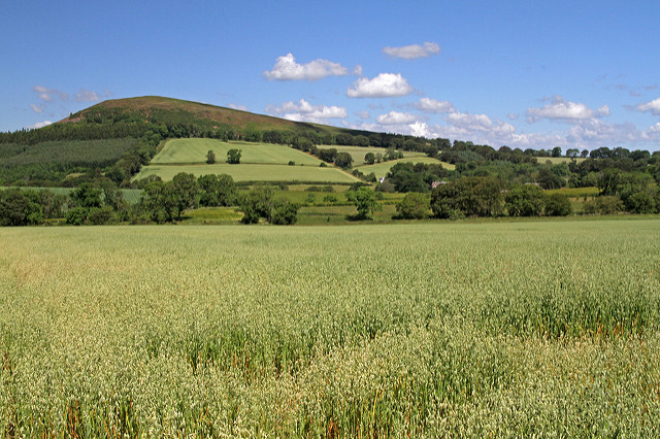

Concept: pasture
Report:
left=133, top=163, right=360, bottom=184
left=320, top=145, right=425, bottom=165
left=357, top=156, right=455, bottom=178
left=151, top=139, right=323, bottom=166
left=1, top=219, right=659, bottom=436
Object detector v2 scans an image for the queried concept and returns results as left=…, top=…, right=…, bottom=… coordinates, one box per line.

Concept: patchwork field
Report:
left=357, top=156, right=455, bottom=178
left=151, top=139, right=323, bottom=166
left=1, top=219, right=659, bottom=436
left=134, top=163, right=359, bottom=183
left=320, top=145, right=425, bottom=165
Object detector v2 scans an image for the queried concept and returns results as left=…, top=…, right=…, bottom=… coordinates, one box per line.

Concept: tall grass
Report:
left=1, top=220, right=659, bottom=436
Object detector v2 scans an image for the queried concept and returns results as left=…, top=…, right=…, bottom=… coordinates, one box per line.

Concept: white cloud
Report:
left=263, top=53, right=350, bottom=81
left=346, top=73, right=413, bottom=98
left=228, top=103, right=249, bottom=111
left=383, top=42, right=441, bottom=59
left=27, top=120, right=53, bottom=129
left=526, top=96, right=608, bottom=123
left=416, top=97, right=454, bottom=113
left=637, top=97, right=660, bottom=115
left=74, top=89, right=103, bottom=102
left=376, top=111, right=419, bottom=125
left=356, top=110, right=371, bottom=119
left=30, top=104, right=43, bottom=113
left=33, top=85, right=67, bottom=102
left=266, top=99, right=347, bottom=123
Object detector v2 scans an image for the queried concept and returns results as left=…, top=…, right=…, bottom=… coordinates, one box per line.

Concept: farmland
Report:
left=1, top=219, right=659, bottom=436
left=151, top=139, right=324, bottom=166
left=134, top=163, right=359, bottom=184
left=357, top=156, right=455, bottom=178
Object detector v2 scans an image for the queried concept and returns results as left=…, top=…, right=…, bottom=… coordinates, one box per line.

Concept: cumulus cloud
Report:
left=526, top=96, right=609, bottom=123
left=346, top=73, right=413, bottom=98
left=27, top=120, right=53, bottom=129
left=415, top=97, right=454, bottom=113
left=266, top=99, right=347, bottom=123
left=383, top=42, right=441, bottom=59
left=74, top=89, right=104, bottom=102
left=228, top=103, right=249, bottom=111
left=376, top=111, right=419, bottom=125
left=263, top=53, right=350, bottom=81
left=637, top=97, right=660, bottom=115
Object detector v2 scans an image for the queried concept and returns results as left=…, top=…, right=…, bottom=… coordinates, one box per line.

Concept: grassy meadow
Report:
left=356, top=156, right=455, bottom=178
left=1, top=219, right=660, bottom=437
left=151, top=139, right=324, bottom=166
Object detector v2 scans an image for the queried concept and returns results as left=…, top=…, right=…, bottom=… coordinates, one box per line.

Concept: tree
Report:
left=552, top=146, right=562, bottom=157
left=171, top=173, right=200, bottom=219
left=198, top=174, right=237, bottom=207
left=270, top=200, right=299, bottom=225
left=545, top=193, right=573, bottom=216
left=349, top=187, right=381, bottom=219
left=206, top=150, right=216, bottom=164
left=396, top=192, right=430, bottom=219
left=240, top=184, right=273, bottom=224
left=318, top=148, right=338, bottom=163
left=364, top=152, right=376, bottom=165
left=71, top=183, right=103, bottom=209
left=505, top=185, right=546, bottom=217
left=334, top=152, right=353, bottom=169
left=227, top=148, right=242, bottom=164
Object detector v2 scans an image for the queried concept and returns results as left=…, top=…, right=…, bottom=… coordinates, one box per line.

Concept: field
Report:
left=537, top=156, right=587, bottom=165
left=319, top=145, right=425, bottom=165
left=357, top=156, right=455, bottom=178
left=1, top=219, right=660, bottom=436
left=134, top=163, right=359, bottom=184
left=151, top=139, right=323, bottom=166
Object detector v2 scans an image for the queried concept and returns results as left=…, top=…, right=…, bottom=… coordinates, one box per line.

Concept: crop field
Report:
left=1, top=219, right=659, bottom=437
left=134, top=163, right=360, bottom=184
left=319, top=145, right=426, bottom=165
left=151, top=139, right=323, bottom=166
left=356, top=156, right=455, bottom=178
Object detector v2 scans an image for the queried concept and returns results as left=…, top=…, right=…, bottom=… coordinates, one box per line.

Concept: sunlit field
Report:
left=1, top=219, right=659, bottom=437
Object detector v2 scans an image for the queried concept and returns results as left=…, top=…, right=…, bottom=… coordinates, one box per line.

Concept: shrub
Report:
left=396, top=193, right=430, bottom=219
left=545, top=193, right=573, bottom=216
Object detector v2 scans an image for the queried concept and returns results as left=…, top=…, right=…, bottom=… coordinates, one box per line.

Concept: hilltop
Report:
left=61, top=96, right=344, bottom=135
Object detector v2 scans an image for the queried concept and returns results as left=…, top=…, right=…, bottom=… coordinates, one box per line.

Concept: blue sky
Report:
left=2, top=0, right=660, bottom=151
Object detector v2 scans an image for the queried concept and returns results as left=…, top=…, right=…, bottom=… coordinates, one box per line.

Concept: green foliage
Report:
left=197, top=174, right=237, bottom=207
left=505, top=185, right=546, bottom=217
left=226, top=148, right=242, bottom=164
left=544, top=193, right=573, bottom=216
left=240, top=184, right=274, bottom=224
left=206, top=149, right=215, bottom=164
left=583, top=196, right=625, bottom=215
left=364, top=152, right=376, bottom=165
left=66, top=207, right=88, bottom=225
left=171, top=173, right=200, bottom=219
left=270, top=200, right=299, bottom=225
left=431, top=176, right=504, bottom=219
left=334, top=151, right=353, bottom=169
left=396, top=192, right=430, bottom=219
left=348, top=187, right=381, bottom=219
left=625, top=192, right=656, bottom=214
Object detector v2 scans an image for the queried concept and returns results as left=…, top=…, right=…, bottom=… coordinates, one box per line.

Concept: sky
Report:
left=2, top=0, right=660, bottom=151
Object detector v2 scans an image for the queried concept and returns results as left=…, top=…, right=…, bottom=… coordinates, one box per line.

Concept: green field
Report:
left=320, top=145, right=425, bottom=165
left=537, top=156, right=587, bottom=165
left=1, top=186, right=143, bottom=205
left=1, top=219, right=659, bottom=436
left=151, top=139, right=323, bottom=166
left=134, top=163, right=360, bottom=183
left=356, top=156, right=455, bottom=178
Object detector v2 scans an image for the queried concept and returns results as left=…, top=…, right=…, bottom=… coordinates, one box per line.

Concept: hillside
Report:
left=61, top=96, right=338, bottom=134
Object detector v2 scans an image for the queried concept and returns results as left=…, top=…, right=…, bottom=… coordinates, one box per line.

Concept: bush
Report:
left=626, top=192, right=656, bottom=214
left=545, top=193, right=573, bottom=216
left=505, top=185, right=546, bottom=217
left=88, top=206, right=114, bottom=225
left=583, top=196, right=625, bottom=215
left=396, top=193, right=430, bottom=219
left=270, top=200, right=299, bottom=225
left=66, top=207, right=88, bottom=226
